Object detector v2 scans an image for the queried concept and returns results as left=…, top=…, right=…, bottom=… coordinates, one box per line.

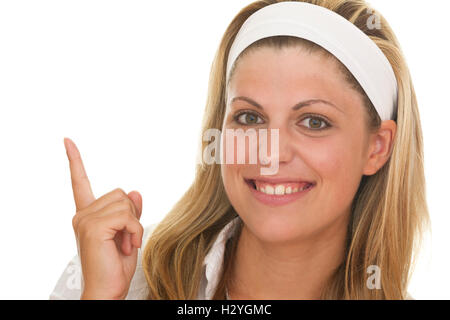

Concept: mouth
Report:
left=245, top=178, right=315, bottom=194
left=244, top=177, right=315, bottom=206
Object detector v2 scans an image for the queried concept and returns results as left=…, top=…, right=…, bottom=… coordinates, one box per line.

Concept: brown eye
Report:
left=245, top=114, right=257, bottom=124
left=298, top=116, right=330, bottom=130
left=235, top=112, right=264, bottom=125
left=309, top=118, right=322, bottom=129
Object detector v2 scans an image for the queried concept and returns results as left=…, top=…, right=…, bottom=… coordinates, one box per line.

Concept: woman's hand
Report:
left=64, top=138, right=144, bottom=300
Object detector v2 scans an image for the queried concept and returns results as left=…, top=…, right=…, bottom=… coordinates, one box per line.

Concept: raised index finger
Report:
left=64, top=137, right=95, bottom=211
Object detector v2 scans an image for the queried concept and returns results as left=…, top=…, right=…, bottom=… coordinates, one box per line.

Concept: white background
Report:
left=0, top=0, right=448, bottom=299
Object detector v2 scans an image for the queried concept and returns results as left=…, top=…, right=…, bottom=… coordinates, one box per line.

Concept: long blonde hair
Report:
left=142, top=0, right=430, bottom=299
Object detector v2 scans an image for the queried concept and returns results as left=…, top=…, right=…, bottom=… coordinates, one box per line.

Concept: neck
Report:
left=228, top=212, right=350, bottom=300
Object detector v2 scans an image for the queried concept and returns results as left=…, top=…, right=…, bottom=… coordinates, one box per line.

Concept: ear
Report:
left=362, top=120, right=397, bottom=176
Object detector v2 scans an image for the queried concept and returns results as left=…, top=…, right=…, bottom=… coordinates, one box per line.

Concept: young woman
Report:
left=51, top=0, right=429, bottom=300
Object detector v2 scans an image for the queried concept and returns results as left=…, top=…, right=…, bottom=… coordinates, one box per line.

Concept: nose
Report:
left=259, top=125, right=294, bottom=166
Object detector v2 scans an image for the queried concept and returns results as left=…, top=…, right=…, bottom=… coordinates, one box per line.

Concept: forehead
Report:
left=227, top=46, right=359, bottom=107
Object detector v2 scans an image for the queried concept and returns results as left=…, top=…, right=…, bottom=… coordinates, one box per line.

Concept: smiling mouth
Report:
left=244, top=178, right=315, bottom=196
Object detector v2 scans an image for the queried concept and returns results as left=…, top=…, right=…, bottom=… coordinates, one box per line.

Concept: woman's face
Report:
left=221, top=46, right=386, bottom=243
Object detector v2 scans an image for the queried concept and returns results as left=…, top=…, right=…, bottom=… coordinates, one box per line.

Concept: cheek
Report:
left=221, top=163, right=237, bottom=190
left=300, top=134, right=365, bottom=207
left=221, top=127, right=260, bottom=166
left=220, top=130, right=259, bottom=215
left=221, top=162, right=249, bottom=212
left=219, top=127, right=260, bottom=198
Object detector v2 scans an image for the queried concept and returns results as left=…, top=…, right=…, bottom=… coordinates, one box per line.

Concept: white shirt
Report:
left=49, top=215, right=413, bottom=300
left=49, top=216, right=241, bottom=300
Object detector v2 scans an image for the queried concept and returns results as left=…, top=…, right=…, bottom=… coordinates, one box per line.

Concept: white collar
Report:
left=198, top=216, right=241, bottom=299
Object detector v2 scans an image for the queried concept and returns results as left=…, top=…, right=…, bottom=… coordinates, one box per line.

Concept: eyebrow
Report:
left=231, top=96, right=343, bottom=113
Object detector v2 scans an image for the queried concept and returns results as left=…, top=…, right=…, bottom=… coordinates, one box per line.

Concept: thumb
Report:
left=127, top=190, right=142, bottom=220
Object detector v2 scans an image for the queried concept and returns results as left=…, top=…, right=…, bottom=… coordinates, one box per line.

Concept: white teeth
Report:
left=256, top=184, right=312, bottom=195
left=275, top=185, right=285, bottom=195
left=253, top=181, right=313, bottom=195
left=265, top=185, right=274, bottom=195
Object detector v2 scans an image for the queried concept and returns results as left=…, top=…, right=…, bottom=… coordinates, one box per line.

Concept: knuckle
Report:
left=71, top=215, right=79, bottom=230
left=126, top=199, right=135, bottom=213
left=113, top=188, right=127, bottom=198
left=76, top=215, right=90, bottom=233
left=115, top=199, right=131, bottom=212
left=118, top=209, right=135, bottom=221
left=120, top=197, right=131, bottom=206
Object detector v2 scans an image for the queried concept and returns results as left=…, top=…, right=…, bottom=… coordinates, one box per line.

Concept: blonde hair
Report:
left=142, top=0, right=430, bottom=299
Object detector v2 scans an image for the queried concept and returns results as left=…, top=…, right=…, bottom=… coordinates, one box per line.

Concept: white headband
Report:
left=226, top=1, right=398, bottom=121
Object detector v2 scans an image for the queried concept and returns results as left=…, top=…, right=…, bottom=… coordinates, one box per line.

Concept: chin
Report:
left=239, top=209, right=312, bottom=244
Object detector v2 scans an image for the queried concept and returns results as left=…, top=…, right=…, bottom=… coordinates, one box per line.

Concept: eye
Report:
left=234, top=111, right=264, bottom=125
left=298, top=116, right=331, bottom=130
